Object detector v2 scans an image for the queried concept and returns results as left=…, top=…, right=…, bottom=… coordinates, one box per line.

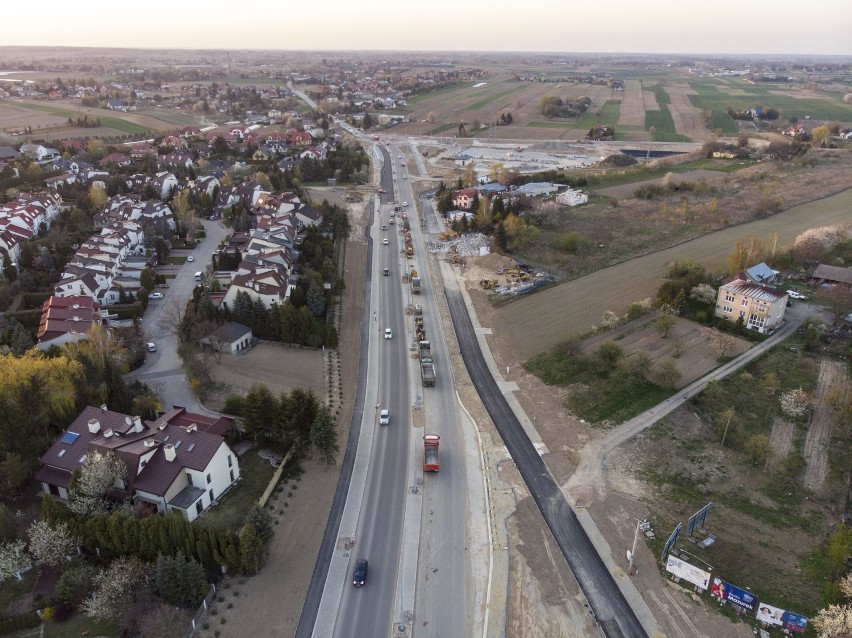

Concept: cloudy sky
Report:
left=4, top=0, right=851, bottom=55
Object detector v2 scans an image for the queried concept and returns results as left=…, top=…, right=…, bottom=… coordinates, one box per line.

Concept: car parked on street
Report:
left=187, top=256, right=195, bottom=262
left=146, top=342, right=157, bottom=352
left=384, top=328, right=392, bottom=340
left=149, top=292, right=164, bottom=300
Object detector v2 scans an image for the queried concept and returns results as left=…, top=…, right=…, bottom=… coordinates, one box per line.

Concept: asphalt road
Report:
left=396, top=147, right=471, bottom=637
left=331, top=146, right=412, bottom=637
left=126, top=219, right=230, bottom=412
left=444, top=288, right=648, bottom=638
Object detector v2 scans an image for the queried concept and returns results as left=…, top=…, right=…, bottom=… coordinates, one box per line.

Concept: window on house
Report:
left=228, top=455, right=232, bottom=468
left=741, top=299, right=748, bottom=306
left=723, top=306, right=733, bottom=313
left=186, top=473, right=193, bottom=486
left=206, top=473, right=211, bottom=484
left=229, top=469, right=234, bottom=482
left=209, top=489, right=214, bottom=502
left=739, top=310, right=746, bottom=318
left=725, top=293, right=734, bottom=302
left=195, top=500, right=203, bottom=515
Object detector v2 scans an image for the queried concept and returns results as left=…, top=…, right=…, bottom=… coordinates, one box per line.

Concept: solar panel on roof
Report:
left=187, top=443, right=195, bottom=452
left=60, top=431, right=80, bottom=444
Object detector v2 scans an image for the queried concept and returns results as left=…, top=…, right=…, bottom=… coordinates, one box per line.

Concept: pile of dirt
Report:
left=475, top=252, right=516, bottom=271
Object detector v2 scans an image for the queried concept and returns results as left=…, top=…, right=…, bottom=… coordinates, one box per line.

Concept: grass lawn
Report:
left=42, top=616, right=121, bottom=638
left=196, top=450, right=276, bottom=533
left=425, top=123, right=460, bottom=135
left=166, top=256, right=187, bottom=265
left=527, top=121, right=576, bottom=129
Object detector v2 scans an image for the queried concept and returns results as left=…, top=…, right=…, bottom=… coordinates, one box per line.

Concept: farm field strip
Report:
left=492, top=188, right=852, bottom=361
left=460, top=85, right=528, bottom=113
left=11, top=101, right=153, bottom=134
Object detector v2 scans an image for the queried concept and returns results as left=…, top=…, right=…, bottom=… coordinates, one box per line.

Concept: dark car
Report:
left=352, top=559, right=368, bottom=587
left=383, top=268, right=390, bottom=276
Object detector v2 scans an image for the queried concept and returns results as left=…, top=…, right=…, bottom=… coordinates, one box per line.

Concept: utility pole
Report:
left=627, top=519, right=641, bottom=575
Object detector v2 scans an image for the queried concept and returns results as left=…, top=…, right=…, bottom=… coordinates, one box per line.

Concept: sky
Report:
left=3, top=0, right=851, bottom=56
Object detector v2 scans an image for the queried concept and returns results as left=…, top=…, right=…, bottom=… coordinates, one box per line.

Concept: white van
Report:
left=379, top=410, right=390, bottom=425
left=194, top=271, right=202, bottom=281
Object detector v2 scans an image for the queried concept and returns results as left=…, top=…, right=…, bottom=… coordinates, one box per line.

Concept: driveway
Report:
left=126, top=219, right=230, bottom=413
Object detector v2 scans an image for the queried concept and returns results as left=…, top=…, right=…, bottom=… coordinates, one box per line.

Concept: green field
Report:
left=12, top=102, right=150, bottom=134
left=688, top=80, right=852, bottom=123
left=576, top=101, right=621, bottom=130
left=528, top=121, right=576, bottom=129
left=461, top=85, right=527, bottom=113
left=406, top=81, right=479, bottom=105
left=644, top=84, right=689, bottom=142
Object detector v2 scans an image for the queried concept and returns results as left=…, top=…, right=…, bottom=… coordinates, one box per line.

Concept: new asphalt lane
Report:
left=444, top=288, right=648, bottom=638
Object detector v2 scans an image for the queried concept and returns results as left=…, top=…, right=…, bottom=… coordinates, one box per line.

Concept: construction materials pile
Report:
left=428, top=232, right=491, bottom=258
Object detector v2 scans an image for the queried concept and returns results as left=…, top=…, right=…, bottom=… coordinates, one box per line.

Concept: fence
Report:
left=256, top=448, right=297, bottom=508
left=186, top=583, right=217, bottom=638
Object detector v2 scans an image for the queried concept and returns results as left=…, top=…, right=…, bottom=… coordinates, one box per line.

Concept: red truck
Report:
left=423, top=435, right=440, bottom=472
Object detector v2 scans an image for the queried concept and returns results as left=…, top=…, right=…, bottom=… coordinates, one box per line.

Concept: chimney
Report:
left=132, top=416, right=144, bottom=433
left=144, top=439, right=155, bottom=447
left=186, top=423, right=197, bottom=433
left=103, top=428, right=113, bottom=438
left=88, top=418, right=101, bottom=434
left=164, top=444, right=176, bottom=462
left=100, top=404, right=108, bottom=412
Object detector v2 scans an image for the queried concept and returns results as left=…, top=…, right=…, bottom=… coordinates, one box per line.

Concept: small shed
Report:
left=202, top=322, right=253, bottom=354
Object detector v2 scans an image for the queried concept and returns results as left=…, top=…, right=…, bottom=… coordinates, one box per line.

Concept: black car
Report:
left=352, top=559, right=368, bottom=587
left=383, top=268, right=390, bottom=276
left=381, top=225, right=387, bottom=231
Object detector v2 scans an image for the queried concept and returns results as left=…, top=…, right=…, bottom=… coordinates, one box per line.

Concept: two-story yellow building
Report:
left=714, top=279, right=788, bottom=334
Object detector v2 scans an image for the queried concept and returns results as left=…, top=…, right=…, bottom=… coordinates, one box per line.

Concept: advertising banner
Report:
left=665, top=555, right=711, bottom=591
left=781, top=611, right=808, bottom=634
left=709, top=578, right=759, bottom=613
left=724, top=581, right=759, bottom=613
left=756, top=604, right=785, bottom=626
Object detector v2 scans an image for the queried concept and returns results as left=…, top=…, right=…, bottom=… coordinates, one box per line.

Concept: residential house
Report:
left=106, top=99, right=125, bottom=111
left=37, top=295, right=100, bottom=350
left=99, top=153, right=132, bottom=168
left=714, top=279, right=787, bottom=334
left=452, top=188, right=478, bottom=210
left=201, top=322, right=253, bottom=354
left=0, top=146, right=21, bottom=163
left=151, top=172, right=178, bottom=200
left=221, top=269, right=290, bottom=309
left=192, top=176, right=220, bottom=199
left=19, top=144, right=60, bottom=163
left=34, top=405, right=240, bottom=522
left=288, top=131, right=312, bottom=147
left=514, top=182, right=560, bottom=197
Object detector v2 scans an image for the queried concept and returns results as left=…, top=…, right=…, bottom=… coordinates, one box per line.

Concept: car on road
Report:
left=187, top=256, right=194, bottom=262
left=352, top=558, right=368, bottom=586
left=383, top=268, right=390, bottom=276
left=390, top=211, right=395, bottom=217
left=786, top=290, right=806, bottom=300
left=149, top=292, right=164, bottom=300
left=379, top=410, right=389, bottom=425
left=402, top=201, right=408, bottom=207
left=146, top=342, right=157, bottom=352
left=384, top=328, right=392, bottom=340
left=378, top=188, right=386, bottom=194
left=389, top=219, right=395, bottom=225
left=381, top=225, right=387, bottom=230
left=383, top=238, right=389, bottom=245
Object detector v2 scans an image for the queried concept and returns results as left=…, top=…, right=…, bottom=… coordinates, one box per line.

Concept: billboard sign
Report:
left=756, top=604, right=808, bottom=633
left=709, top=578, right=759, bottom=613
left=661, top=522, right=681, bottom=563
left=665, top=555, right=711, bottom=591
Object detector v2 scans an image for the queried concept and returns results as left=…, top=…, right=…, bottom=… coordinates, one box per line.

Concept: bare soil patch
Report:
left=206, top=342, right=324, bottom=401
left=618, top=80, right=647, bottom=127
left=507, top=495, right=596, bottom=638
left=643, top=90, right=660, bottom=111
left=767, top=417, right=795, bottom=471
left=803, top=360, right=849, bottom=494
left=666, top=84, right=712, bottom=141
left=581, top=314, right=751, bottom=388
